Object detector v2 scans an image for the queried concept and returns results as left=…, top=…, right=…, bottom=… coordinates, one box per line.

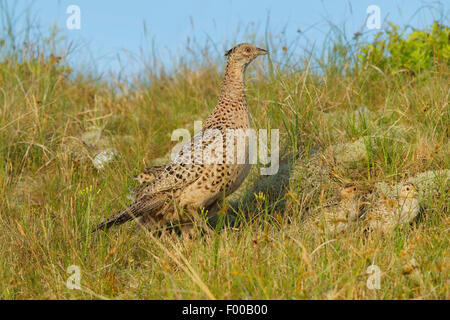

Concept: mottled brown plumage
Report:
left=364, top=183, right=419, bottom=233
left=306, top=184, right=361, bottom=236
left=93, top=43, right=267, bottom=234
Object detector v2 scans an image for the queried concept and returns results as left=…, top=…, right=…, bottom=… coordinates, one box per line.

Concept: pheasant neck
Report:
left=219, top=62, right=246, bottom=99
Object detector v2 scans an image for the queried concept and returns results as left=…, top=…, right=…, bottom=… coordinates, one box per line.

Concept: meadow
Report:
left=0, top=10, right=448, bottom=299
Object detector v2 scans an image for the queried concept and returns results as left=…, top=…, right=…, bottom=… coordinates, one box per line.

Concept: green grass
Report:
left=0, top=9, right=449, bottom=299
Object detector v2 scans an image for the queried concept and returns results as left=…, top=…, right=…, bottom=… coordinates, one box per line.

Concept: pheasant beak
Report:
left=257, top=48, right=268, bottom=55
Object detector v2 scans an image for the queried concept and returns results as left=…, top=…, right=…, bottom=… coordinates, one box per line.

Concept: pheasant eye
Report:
left=353, top=187, right=357, bottom=191
left=406, top=187, right=410, bottom=191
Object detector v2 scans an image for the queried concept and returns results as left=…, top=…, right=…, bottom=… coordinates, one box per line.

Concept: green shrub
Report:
left=357, top=21, right=449, bottom=74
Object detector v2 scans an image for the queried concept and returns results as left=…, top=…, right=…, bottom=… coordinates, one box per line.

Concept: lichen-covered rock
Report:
left=326, top=137, right=370, bottom=165
left=375, top=169, right=450, bottom=199
left=92, top=148, right=118, bottom=170
left=60, top=127, right=118, bottom=170
left=81, top=127, right=111, bottom=151
left=60, top=136, right=90, bottom=161
left=374, top=181, right=392, bottom=197
left=80, top=127, right=102, bottom=146
left=409, top=169, right=450, bottom=198
left=287, top=155, right=335, bottom=212
left=11, top=175, right=44, bottom=207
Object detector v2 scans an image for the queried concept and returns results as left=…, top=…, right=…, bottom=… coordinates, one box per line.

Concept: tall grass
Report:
left=0, top=4, right=448, bottom=299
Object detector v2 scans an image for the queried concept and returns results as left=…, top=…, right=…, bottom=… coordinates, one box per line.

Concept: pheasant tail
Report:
left=92, top=195, right=165, bottom=233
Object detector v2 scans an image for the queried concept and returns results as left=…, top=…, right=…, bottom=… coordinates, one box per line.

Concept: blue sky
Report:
left=3, top=0, right=448, bottom=76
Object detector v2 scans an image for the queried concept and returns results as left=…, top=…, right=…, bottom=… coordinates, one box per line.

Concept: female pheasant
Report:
left=93, top=43, right=268, bottom=235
